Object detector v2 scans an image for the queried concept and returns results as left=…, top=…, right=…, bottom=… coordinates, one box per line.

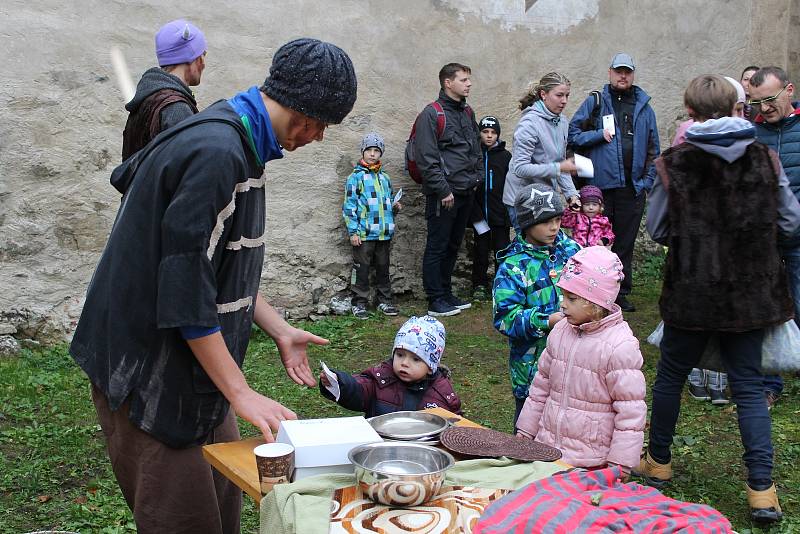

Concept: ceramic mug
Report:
left=254, top=442, right=295, bottom=493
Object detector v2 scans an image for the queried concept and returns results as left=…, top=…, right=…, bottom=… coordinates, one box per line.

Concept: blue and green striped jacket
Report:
left=342, top=162, right=395, bottom=241
left=492, top=231, right=580, bottom=398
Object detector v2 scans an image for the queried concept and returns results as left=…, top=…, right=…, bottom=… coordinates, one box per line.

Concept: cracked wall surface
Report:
left=0, top=0, right=795, bottom=341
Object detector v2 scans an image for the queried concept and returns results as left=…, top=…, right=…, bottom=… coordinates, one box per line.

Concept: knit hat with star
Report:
left=393, top=315, right=446, bottom=373
left=515, top=183, right=564, bottom=232
left=261, top=38, right=357, bottom=125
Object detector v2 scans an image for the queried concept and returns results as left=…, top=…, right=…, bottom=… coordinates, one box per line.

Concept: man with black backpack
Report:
left=568, top=53, right=660, bottom=312
left=412, top=63, right=482, bottom=316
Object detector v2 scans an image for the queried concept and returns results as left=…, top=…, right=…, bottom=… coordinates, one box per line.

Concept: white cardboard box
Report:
left=276, top=416, right=383, bottom=480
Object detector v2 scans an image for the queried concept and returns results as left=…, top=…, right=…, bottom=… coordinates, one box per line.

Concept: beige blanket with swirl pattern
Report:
left=329, top=485, right=510, bottom=533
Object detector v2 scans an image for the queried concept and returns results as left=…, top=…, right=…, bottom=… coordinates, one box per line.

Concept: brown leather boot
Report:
left=747, top=483, right=783, bottom=524
left=631, top=450, right=672, bottom=488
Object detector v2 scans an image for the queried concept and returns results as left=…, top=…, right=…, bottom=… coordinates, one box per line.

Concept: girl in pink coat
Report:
left=516, top=246, right=646, bottom=473
left=560, top=186, right=615, bottom=247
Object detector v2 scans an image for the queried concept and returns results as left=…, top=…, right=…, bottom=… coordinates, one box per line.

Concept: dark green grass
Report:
left=1, top=275, right=798, bottom=532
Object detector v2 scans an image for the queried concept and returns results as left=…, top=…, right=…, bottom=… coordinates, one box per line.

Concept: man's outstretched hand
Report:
left=275, top=326, right=329, bottom=387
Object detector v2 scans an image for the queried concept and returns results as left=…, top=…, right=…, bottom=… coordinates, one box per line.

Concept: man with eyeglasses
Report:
left=122, top=19, right=208, bottom=161
left=70, top=38, right=356, bottom=533
left=750, top=66, right=800, bottom=410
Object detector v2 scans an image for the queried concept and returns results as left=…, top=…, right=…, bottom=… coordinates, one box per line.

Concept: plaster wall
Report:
left=0, top=0, right=795, bottom=340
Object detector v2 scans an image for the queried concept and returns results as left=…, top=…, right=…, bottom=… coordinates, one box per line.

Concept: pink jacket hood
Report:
left=516, top=306, right=646, bottom=469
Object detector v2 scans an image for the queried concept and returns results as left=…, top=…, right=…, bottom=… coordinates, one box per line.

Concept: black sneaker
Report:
left=615, top=295, right=636, bottom=312
left=688, top=383, right=710, bottom=401
left=352, top=304, right=370, bottom=320
left=709, top=388, right=729, bottom=405
left=427, top=297, right=461, bottom=317
left=377, top=303, right=399, bottom=316
left=445, top=294, right=472, bottom=310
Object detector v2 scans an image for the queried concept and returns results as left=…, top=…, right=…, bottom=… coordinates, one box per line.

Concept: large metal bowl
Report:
left=348, top=442, right=455, bottom=506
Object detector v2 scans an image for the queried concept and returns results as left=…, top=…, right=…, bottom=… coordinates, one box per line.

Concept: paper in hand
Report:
left=602, top=114, right=616, bottom=136
left=473, top=219, right=490, bottom=235
left=320, top=361, right=341, bottom=401
left=574, top=154, right=594, bottom=179
left=393, top=188, right=403, bottom=204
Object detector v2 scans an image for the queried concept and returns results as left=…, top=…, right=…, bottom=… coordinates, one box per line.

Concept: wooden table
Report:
left=202, top=407, right=482, bottom=503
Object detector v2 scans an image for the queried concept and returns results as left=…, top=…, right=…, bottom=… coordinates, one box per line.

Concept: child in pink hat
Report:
left=560, top=185, right=615, bottom=247
left=516, top=246, right=646, bottom=475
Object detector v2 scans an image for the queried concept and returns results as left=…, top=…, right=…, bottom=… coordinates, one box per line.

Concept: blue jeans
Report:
left=649, top=325, right=773, bottom=484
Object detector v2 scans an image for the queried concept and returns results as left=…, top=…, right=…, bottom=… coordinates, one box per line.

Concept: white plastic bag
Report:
left=762, top=320, right=800, bottom=373
left=646, top=320, right=800, bottom=373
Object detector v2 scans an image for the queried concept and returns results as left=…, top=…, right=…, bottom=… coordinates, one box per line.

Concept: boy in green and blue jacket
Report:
left=343, top=132, right=402, bottom=319
left=493, top=183, right=580, bottom=427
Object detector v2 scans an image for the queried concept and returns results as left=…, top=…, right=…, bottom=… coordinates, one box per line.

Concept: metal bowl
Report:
left=367, top=411, right=449, bottom=440
left=348, top=442, right=455, bottom=506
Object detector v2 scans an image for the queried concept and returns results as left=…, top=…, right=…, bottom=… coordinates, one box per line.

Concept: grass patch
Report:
left=1, top=274, right=798, bottom=532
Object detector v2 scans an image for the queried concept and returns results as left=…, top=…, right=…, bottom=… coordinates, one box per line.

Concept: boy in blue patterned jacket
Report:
left=343, top=133, right=402, bottom=319
left=493, top=183, right=580, bottom=427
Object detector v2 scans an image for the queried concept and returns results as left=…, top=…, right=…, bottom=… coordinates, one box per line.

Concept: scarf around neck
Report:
left=227, top=86, right=283, bottom=167
left=359, top=159, right=382, bottom=173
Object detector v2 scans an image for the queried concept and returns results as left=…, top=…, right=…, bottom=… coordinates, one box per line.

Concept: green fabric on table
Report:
left=259, top=457, right=568, bottom=534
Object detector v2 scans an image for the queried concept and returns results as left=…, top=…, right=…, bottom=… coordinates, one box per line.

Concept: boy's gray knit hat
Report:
left=360, top=132, right=384, bottom=155
left=515, top=183, right=563, bottom=232
left=261, top=38, right=357, bottom=124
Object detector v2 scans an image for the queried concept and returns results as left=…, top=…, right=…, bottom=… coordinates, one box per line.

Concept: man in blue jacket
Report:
left=750, top=66, right=800, bottom=408
left=568, top=53, right=660, bottom=312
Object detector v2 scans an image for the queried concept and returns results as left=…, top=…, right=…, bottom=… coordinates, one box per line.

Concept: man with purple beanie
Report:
left=122, top=19, right=208, bottom=161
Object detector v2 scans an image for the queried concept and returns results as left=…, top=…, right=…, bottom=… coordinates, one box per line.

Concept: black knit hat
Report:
left=261, top=38, right=357, bottom=125
left=479, top=116, right=501, bottom=135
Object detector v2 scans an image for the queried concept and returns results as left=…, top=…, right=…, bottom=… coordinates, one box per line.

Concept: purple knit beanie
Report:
left=579, top=185, right=604, bottom=205
left=155, top=19, right=207, bottom=67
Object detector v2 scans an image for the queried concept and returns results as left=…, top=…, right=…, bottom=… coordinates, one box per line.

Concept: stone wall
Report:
left=0, top=0, right=795, bottom=341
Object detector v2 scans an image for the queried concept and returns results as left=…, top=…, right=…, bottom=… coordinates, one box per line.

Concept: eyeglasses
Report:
left=748, top=84, right=789, bottom=107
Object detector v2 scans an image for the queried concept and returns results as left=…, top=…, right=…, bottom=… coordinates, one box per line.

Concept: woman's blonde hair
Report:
left=519, top=72, right=571, bottom=110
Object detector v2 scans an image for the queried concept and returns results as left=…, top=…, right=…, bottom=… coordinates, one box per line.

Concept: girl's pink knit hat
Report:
left=557, top=246, right=624, bottom=310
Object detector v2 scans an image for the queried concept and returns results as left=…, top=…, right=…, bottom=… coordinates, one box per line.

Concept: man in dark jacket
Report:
left=568, top=53, right=660, bottom=312
left=415, top=63, right=482, bottom=316
left=121, top=19, right=207, bottom=161
left=70, top=38, right=357, bottom=533
left=470, top=116, right=512, bottom=299
left=750, top=66, right=800, bottom=408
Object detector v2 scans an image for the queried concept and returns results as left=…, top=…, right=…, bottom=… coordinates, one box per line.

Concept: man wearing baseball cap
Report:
left=122, top=19, right=208, bottom=161
left=72, top=38, right=357, bottom=532
left=568, top=52, right=660, bottom=312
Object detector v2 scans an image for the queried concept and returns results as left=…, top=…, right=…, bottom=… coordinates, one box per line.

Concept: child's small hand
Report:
left=319, top=372, right=331, bottom=387
left=392, top=202, right=402, bottom=213
left=350, top=234, right=362, bottom=247
left=567, top=195, right=581, bottom=211
left=548, top=312, right=564, bottom=328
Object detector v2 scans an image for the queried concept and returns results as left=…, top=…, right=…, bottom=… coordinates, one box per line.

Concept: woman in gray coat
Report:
left=503, top=72, right=580, bottom=230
